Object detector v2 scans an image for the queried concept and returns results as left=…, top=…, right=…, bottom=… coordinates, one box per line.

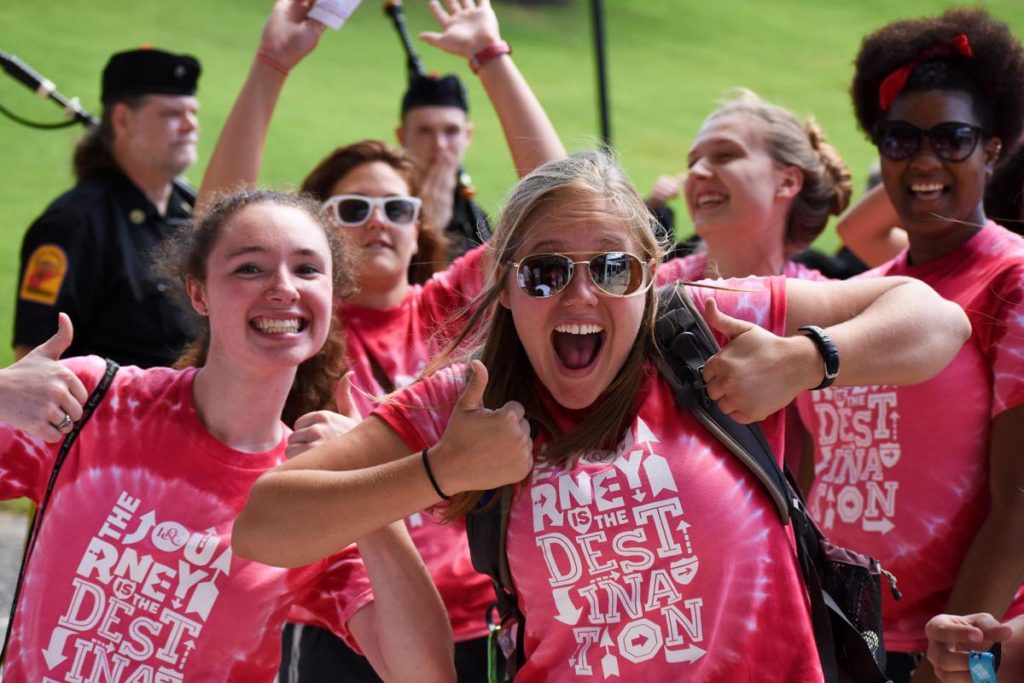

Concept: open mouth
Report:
left=552, top=323, right=605, bottom=371
left=695, top=192, right=727, bottom=209
left=909, top=182, right=948, bottom=202
left=251, top=317, right=306, bottom=335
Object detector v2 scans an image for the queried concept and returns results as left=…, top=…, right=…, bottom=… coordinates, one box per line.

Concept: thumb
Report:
left=332, top=372, right=359, bottom=421
left=33, top=312, right=74, bottom=360
left=703, top=297, right=750, bottom=341
left=419, top=31, right=443, bottom=49
left=457, top=359, right=489, bottom=411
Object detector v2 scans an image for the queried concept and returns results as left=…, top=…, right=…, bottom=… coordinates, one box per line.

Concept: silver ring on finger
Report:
left=54, top=412, right=73, bottom=432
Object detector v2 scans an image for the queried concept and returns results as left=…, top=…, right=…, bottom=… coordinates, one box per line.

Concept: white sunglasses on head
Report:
left=321, top=194, right=422, bottom=228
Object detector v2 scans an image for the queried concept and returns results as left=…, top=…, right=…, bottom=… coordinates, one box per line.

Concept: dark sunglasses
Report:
left=321, top=194, right=422, bottom=228
left=872, top=121, right=983, bottom=163
left=510, top=252, right=652, bottom=298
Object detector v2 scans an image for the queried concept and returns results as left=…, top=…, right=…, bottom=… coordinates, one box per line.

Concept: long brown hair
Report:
left=159, top=189, right=356, bottom=426
left=300, top=140, right=448, bottom=284
left=431, top=152, right=669, bottom=519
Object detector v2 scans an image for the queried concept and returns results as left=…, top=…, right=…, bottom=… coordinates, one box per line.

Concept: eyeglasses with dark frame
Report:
left=509, top=252, right=653, bottom=299
left=872, top=120, right=984, bottom=163
left=321, top=194, right=422, bottom=228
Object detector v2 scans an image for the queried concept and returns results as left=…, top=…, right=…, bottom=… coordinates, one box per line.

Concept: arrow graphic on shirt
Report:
left=186, top=546, right=232, bottom=620
left=41, top=627, right=73, bottom=669
left=677, top=520, right=693, bottom=554
left=863, top=518, right=895, bottom=535
left=665, top=644, right=706, bottom=663
left=179, top=639, right=196, bottom=669
left=670, top=556, right=699, bottom=585
left=123, top=511, right=156, bottom=545
left=634, top=418, right=660, bottom=446
left=553, top=587, right=582, bottom=625
left=600, top=629, right=620, bottom=678
left=643, top=450, right=677, bottom=497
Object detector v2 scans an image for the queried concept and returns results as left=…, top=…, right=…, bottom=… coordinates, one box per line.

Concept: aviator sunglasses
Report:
left=872, top=120, right=984, bottom=163
left=321, top=194, right=422, bottom=228
left=510, top=252, right=652, bottom=298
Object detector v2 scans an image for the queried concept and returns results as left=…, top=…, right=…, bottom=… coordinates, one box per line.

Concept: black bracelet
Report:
left=799, top=325, right=840, bottom=390
left=421, top=448, right=450, bottom=500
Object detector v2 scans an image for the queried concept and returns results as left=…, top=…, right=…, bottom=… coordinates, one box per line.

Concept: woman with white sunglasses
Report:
left=199, top=1, right=564, bottom=679
left=235, top=150, right=970, bottom=681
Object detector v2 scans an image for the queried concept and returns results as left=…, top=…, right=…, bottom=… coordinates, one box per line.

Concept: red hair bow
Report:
left=878, top=34, right=973, bottom=111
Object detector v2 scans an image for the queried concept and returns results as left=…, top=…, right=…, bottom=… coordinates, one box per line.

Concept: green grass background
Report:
left=2, top=0, right=1022, bottom=370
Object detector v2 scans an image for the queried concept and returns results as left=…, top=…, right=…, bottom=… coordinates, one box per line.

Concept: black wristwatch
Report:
left=799, top=325, right=840, bottom=390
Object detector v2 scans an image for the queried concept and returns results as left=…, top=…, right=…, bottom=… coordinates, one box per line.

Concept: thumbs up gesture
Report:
left=426, top=360, right=533, bottom=496
left=700, top=298, right=815, bottom=423
left=0, top=313, right=88, bottom=442
left=286, top=372, right=361, bottom=459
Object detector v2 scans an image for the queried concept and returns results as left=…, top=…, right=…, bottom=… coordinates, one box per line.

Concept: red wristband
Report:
left=256, top=50, right=290, bottom=77
left=470, top=41, right=512, bottom=74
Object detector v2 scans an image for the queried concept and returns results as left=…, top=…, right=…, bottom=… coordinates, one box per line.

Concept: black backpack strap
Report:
left=653, top=285, right=791, bottom=522
left=467, top=484, right=523, bottom=681
left=653, top=285, right=860, bottom=683
left=1, top=358, right=119, bottom=663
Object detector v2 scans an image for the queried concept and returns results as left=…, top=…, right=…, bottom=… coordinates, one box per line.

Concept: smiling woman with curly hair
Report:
left=797, top=8, right=1024, bottom=683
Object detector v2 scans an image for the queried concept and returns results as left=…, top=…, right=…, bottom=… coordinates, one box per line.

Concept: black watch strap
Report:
left=799, top=325, right=840, bottom=390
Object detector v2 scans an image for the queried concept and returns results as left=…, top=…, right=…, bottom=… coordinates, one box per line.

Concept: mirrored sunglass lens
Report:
left=932, top=124, right=978, bottom=160
left=879, top=124, right=919, bottom=160
left=518, top=255, right=572, bottom=297
left=384, top=199, right=416, bottom=224
left=590, top=253, right=642, bottom=295
left=336, top=199, right=371, bottom=224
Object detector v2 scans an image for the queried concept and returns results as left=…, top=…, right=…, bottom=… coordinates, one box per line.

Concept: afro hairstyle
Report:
left=850, top=7, right=1024, bottom=156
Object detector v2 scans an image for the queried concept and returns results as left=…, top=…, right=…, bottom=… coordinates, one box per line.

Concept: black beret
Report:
left=101, top=48, right=201, bottom=105
left=401, top=73, right=468, bottom=116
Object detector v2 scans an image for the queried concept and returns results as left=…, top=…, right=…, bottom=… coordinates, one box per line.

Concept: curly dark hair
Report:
left=851, top=7, right=1024, bottom=155
left=156, top=188, right=355, bottom=426
left=300, top=140, right=449, bottom=285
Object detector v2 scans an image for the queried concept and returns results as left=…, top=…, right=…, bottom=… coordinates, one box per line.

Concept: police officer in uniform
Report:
left=14, top=48, right=200, bottom=367
left=396, top=73, right=490, bottom=260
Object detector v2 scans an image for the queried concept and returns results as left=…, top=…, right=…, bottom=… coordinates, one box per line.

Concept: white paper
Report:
left=308, top=0, right=363, bottom=30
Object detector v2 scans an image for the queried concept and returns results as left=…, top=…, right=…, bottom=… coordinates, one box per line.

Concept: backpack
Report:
left=466, top=284, right=895, bottom=683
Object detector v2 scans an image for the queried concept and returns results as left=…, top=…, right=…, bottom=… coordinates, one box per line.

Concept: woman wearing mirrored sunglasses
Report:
left=199, top=1, right=565, bottom=680
left=795, top=9, right=1024, bottom=683
left=236, top=151, right=971, bottom=682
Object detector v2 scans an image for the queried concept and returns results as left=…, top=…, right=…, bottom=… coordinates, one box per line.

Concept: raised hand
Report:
left=420, top=0, right=502, bottom=59
left=258, top=0, right=329, bottom=73
left=418, top=149, right=460, bottom=232
left=648, top=173, right=684, bottom=206
left=427, top=360, right=533, bottom=495
left=926, top=613, right=1015, bottom=682
left=0, top=313, right=88, bottom=442
left=701, top=297, right=817, bottom=423
left=286, top=372, right=360, bottom=459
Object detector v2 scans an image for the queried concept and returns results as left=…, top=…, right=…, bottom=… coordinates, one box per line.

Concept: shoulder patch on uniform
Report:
left=19, top=244, right=68, bottom=305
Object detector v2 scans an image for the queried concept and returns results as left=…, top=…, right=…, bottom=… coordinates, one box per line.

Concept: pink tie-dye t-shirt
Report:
left=0, top=357, right=370, bottom=681
left=797, top=222, right=1024, bottom=652
left=373, top=279, right=824, bottom=682
left=658, top=253, right=828, bottom=474
left=657, top=252, right=826, bottom=285
left=295, top=246, right=494, bottom=643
